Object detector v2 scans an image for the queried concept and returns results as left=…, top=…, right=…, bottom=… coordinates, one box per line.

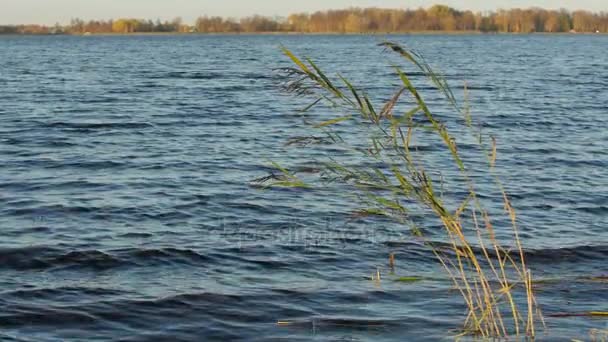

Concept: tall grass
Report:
left=265, top=42, right=543, bottom=338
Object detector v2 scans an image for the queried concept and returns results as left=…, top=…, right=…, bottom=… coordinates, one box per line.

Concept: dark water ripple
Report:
left=1, top=34, right=608, bottom=340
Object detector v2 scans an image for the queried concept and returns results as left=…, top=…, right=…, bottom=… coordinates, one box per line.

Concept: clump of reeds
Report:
left=590, top=328, right=608, bottom=342
left=266, top=42, right=543, bottom=338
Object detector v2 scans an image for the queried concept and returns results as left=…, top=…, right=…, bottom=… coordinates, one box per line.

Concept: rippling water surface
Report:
left=1, top=35, right=607, bottom=341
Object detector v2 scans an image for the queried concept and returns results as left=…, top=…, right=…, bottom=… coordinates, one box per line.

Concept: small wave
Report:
left=574, top=205, right=608, bottom=215
left=277, top=316, right=402, bottom=328
left=0, top=308, right=98, bottom=328
left=240, top=72, right=273, bottom=80
left=525, top=244, right=608, bottom=263
left=118, top=232, right=155, bottom=239
left=0, top=247, right=212, bottom=271
left=149, top=71, right=223, bottom=80
left=46, top=121, right=155, bottom=130
left=137, top=82, right=165, bottom=88
left=0, top=246, right=61, bottom=270
left=4, top=204, right=98, bottom=217
left=54, top=250, right=125, bottom=270
left=1, top=286, right=127, bottom=300
left=383, top=71, right=426, bottom=77
left=128, top=248, right=212, bottom=266
left=43, top=160, right=127, bottom=170
left=461, top=85, right=494, bottom=91
left=78, top=97, right=123, bottom=104
left=387, top=240, right=608, bottom=265
left=141, top=210, right=194, bottom=221
left=1, top=137, right=77, bottom=148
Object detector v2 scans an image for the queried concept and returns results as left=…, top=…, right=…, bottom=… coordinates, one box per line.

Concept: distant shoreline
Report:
left=3, top=5, right=606, bottom=36
left=1, top=31, right=607, bottom=37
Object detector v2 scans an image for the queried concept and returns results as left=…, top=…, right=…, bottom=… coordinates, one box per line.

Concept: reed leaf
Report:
left=314, top=115, right=352, bottom=128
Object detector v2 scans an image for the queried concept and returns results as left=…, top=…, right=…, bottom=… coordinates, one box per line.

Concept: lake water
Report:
left=1, top=34, right=607, bottom=341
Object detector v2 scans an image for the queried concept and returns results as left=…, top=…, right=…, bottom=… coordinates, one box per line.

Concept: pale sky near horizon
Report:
left=0, top=0, right=605, bottom=25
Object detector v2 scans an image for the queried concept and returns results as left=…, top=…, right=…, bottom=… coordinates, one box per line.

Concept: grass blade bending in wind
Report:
left=266, top=43, right=543, bottom=338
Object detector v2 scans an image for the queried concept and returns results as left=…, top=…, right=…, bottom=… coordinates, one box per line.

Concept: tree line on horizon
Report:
left=1, top=5, right=607, bottom=35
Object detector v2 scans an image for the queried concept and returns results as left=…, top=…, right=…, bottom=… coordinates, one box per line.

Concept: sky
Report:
left=0, top=0, right=605, bottom=25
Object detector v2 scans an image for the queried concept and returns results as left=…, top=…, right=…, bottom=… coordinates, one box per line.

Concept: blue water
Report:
left=0, top=34, right=607, bottom=341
